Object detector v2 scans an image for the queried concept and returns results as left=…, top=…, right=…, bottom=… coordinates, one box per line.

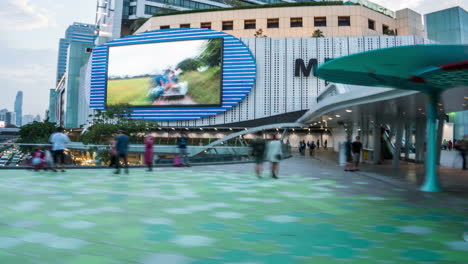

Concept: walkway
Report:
left=310, top=149, right=468, bottom=196
left=0, top=158, right=467, bottom=264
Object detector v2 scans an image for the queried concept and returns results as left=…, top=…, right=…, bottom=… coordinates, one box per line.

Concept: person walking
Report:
left=115, top=130, right=130, bottom=174
left=266, top=134, right=283, bottom=179
left=299, top=141, right=306, bottom=156
left=351, top=136, right=363, bottom=171
left=178, top=132, right=190, bottom=166
left=324, top=139, right=328, bottom=150
left=316, top=139, right=320, bottom=150
left=309, top=141, right=316, bottom=156
left=49, top=127, right=70, bottom=172
left=442, top=139, right=447, bottom=150
left=447, top=140, right=453, bottom=151
left=250, top=131, right=266, bottom=178
left=109, top=139, right=117, bottom=168
left=31, top=148, right=45, bottom=171
left=144, top=134, right=154, bottom=171
left=455, top=135, right=468, bottom=170
left=344, top=136, right=353, bottom=171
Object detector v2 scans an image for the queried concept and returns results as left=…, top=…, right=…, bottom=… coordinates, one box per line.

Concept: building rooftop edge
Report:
left=149, top=1, right=399, bottom=19
left=424, top=5, right=467, bottom=16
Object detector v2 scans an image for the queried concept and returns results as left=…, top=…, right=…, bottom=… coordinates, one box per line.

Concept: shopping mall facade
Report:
left=55, top=2, right=466, bottom=172
left=87, top=3, right=429, bottom=142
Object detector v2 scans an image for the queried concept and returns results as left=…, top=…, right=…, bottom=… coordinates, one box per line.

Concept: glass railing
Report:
left=0, top=142, right=292, bottom=169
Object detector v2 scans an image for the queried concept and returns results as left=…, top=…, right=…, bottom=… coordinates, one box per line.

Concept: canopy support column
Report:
left=420, top=92, right=442, bottom=192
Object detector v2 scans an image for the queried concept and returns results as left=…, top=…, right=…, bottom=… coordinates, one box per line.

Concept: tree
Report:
left=383, top=28, right=396, bottom=36
left=177, top=58, right=201, bottom=72
left=198, top=39, right=223, bottom=67
left=254, top=29, right=267, bottom=38
left=312, top=29, right=325, bottom=38
left=81, top=104, right=159, bottom=145
left=16, top=121, right=58, bottom=152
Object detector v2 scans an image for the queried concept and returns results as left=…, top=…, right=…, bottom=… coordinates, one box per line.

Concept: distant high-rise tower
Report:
left=14, top=91, right=23, bottom=127
left=56, top=23, right=96, bottom=85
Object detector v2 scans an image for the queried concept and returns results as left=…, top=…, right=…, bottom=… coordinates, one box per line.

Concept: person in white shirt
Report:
left=49, top=127, right=70, bottom=172
left=266, top=134, right=283, bottom=179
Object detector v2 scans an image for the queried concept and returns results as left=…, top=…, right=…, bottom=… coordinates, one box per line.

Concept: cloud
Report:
left=0, top=0, right=50, bottom=31
left=0, top=48, right=55, bottom=115
left=370, top=0, right=467, bottom=14
left=0, top=64, right=53, bottom=84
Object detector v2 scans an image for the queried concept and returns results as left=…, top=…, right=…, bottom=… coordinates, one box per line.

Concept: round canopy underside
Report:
left=316, top=45, right=468, bottom=93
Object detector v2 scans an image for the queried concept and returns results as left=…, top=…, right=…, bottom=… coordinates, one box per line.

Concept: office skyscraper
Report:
left=56, top=23, right=96, bottom=85
left=14, top=91, right=22, bottom=127
left=425, top=6, right=468, bottom=44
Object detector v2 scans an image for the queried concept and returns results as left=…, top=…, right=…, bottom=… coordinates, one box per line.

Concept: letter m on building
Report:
left=295, top=59, right=318, bottom=77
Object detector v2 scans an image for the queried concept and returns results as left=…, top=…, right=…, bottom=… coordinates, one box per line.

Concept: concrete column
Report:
left=404, top=122, right=411, bottom=160
left=392, top=119, right=403, bottom=168
left=436, top=115, right=444, bottom=165
left=414, top=117, right=425, bottom=162
left=420, top=92, right=442, bottom=192
left=372, top=113, right=381, bottom=164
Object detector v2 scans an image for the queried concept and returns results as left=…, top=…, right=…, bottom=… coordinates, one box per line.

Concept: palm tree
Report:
left=312, top=29, right=325, bottom=38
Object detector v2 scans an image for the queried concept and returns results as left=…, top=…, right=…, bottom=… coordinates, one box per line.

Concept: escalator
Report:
left=381, top=128, right=394, bottom=159
left=380, top=125, right=415, bottom=160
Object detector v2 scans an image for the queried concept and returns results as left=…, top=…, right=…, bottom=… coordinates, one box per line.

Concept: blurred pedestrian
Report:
left=115, top=130, right=129, bottom=174
left=49, top=127, right=70, bottom=172
left=344, top=136, right=353, bottom=171
left=447, top=140, right=453, bottom=151
left=266, top=134, right=283, bottom=179
left=31, top=148, right=45, bottom=171
left=144, top=134, right=154, bottom=171
left=178, top=132, right=190, bottom=166
left=442, top=139, right=447, bottom=150
left=351, top=136, right=362, bottom=171
left=308, top=141, right=316, bottom=156
left=44, top=146, right=54, bottom=170
left=250, top=131, right=266, bottom=178
left=299, top=140, right=306, bottom=156
left=109, top=139, right=117, bottom=168
left=324, top=139, right=328, bottom=150
left=455, top=135, right=467, bottom=170
left=316, top=139, right=320, bottom=150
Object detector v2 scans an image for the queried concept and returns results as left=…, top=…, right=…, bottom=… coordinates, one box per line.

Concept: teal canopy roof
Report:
left=315, top=44, right=468, bottom=93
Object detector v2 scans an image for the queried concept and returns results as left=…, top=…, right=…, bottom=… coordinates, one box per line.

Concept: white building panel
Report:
left=286, top=38, right=302, bottom=112
left=162, top=35, right=430, bottom=127
left=379, top=36, right=396, bottom=48
left=301, top=38, right=318, bottom=110
left=364, top=36, right=380, bottom=51
left=316, top=38, right=332, bottom=96
left=348, top=36, right=365, bottom=55
left=270, top=38, right=287, bottom=115
left=254, top=37, right=271, bottom=119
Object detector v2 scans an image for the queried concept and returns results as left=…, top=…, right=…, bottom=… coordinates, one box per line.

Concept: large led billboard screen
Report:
left=106, top=38, right=223, bottom=107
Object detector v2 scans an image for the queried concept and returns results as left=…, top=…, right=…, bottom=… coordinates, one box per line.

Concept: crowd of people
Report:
left=250, top=132, right=283, bottom=179
left=29, top=127, right=70, bottom=171
left=107, top=130, right=191, bottom=174
left=297, top=139, right=329, bottom=157
left=27, top=127, right=468, bottom=174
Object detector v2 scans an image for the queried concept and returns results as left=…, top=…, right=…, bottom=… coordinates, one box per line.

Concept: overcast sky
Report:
left=0, top=0, right=466, bottom=118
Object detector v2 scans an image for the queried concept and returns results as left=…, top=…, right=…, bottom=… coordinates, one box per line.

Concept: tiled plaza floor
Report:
left=0, top=158, right=467, bottom=264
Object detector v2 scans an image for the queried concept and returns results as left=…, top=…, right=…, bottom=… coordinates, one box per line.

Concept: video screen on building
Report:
left=106, top=38, right=223, bottom=107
